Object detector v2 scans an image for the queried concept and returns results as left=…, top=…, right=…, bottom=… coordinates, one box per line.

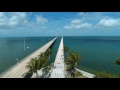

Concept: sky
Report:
left=0, top=12, right=120, bottom=37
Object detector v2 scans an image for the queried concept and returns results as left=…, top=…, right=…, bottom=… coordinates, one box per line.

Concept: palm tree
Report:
left=45, top=48, right=51, bottom=61
left=38, top=52, right=49, bottom=68
left=115, top=59, right=120, bottom=65
left=66, top=52, right=80, bottom=67
left=37, top=52, right=50, bottom=77
left=26, top=58, right=39, bottom=78
left=25, top=52, right=49, bottom=78
left=66, top=52, right=80, bottom=77
left=64, top=46, right=69, bottom=58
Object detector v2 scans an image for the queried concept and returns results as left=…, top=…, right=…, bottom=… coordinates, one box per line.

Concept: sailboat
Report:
left=24, top=38, right=29, bottom=50
left=24, top=39, right=26, bottom=50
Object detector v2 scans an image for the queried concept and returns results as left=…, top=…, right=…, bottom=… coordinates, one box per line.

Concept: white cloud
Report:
left=9, top=16, right=19, bottom=25
left=64, top=18, right=92, bottom=30
left=0, top=12, right=27, bottom=27
left=64, top=22, right=92, bottom=30
left=36, top=15, right=48, bottom=25
left=64, top=26, right=71, bottom=30
left=97, top=18, right=120, bottom=27
left=77, top=23, right=92, bottom=28
left=0, top=12, right=48, bottom=31
left=71, top=19, right=83, bottom=24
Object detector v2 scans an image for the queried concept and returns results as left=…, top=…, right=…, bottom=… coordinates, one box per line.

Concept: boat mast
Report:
left=24, top=38, right=26, bottom=50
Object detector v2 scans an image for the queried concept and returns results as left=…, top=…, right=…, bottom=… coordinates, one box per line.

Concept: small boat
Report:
left=24, top=39, right=26, bottom=50
left=24, top=38, right=29, bottom=50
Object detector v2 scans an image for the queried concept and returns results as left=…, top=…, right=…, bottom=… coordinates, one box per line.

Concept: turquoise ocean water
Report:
left=0, top=36, right=120, bottom=75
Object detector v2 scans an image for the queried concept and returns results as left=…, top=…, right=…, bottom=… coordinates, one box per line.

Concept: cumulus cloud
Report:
left=64, top=19, right=92, bottom=30
left=0, top=12, right=48, bottom=31
left=0, top=12, right=27, bottom=27
left=36, top=15, right=48, bottom=25
left=97, top=19, right=120, bottom=27
left=71, top=19, right=83, bottom=24
left=64, top=23, right=92, bottom=30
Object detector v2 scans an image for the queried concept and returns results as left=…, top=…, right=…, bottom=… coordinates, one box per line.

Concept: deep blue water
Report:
left=0, top=36, right=120, bottom=75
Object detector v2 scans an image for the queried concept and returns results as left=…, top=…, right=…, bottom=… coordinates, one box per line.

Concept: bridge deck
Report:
left=50, top=37, right=65, bottom=78
left=0, top=37, right=57, bottom=78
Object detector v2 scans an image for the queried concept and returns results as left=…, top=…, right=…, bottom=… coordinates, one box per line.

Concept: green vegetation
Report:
left=114, top=58, right=120, bottom=78
left=65, top=70, right=84, bottom=78
left=24, top=48, right=51, bottom=78
left=64, top=46, right=81, bottom=78
left=66, top=52, right=80, bottom=67
left=64, top=46, right=69, bottom=57
left=74, top=71, right=83, bottom=78
left=115, top=59, right=120, bottom=65
left=38, top=52, right=49, bottom=69
left=45, top=48, right=51, bottom=61
left=26, top=58, right=39, bottom=78
left=94, top=71, right=119, bottom=78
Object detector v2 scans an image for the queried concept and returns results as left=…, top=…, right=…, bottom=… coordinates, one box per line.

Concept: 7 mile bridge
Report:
left=0, top=36, right=95, bottom=78
left=0, top=37, right=57, bottom=78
